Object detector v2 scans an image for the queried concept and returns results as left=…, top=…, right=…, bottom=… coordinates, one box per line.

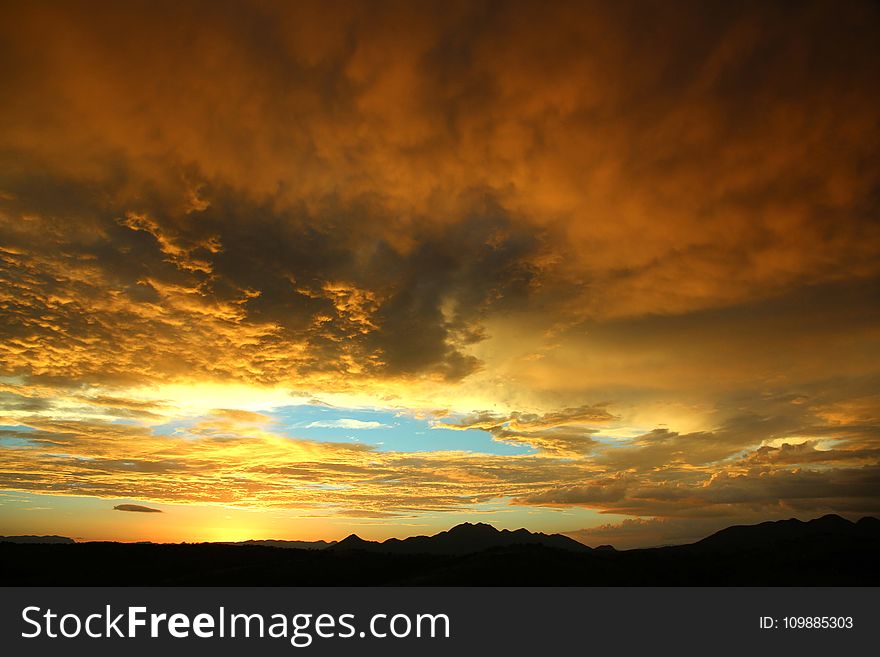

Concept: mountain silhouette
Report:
left=334, top=534, right=377, bottom=550
left=856, top=516, right=880, bottom=532
left=690, top=513, right=879, bottom=552
left=329, top=522, right=590, bottom=555
left=0, top=535, right=75, bottom=544
left=1, top=515, right=878, bottom=585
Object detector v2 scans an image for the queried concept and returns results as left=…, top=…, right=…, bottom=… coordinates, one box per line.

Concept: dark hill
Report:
left=0, top=535, right=75, bottom=544
left=856, top=516, right=880, bottom=533
left=690, top=514, right=876, bottom=552
left=334, top=534, right=377, bottom=550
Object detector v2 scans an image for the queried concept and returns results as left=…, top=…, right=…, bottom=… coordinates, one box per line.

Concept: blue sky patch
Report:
left=269, top=404, right=531, bottom=455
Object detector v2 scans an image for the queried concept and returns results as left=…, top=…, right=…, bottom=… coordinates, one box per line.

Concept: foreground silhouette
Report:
left=2, top=514, right=878, bottom=585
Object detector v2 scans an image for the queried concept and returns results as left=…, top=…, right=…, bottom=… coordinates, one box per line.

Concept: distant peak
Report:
left=0, top=535, right=75, bottom=544
left=812, top=514, right=851, bottom=525
left=448, top=522, right=498, bottom=533
left=695, top=513, right=864, bottom=551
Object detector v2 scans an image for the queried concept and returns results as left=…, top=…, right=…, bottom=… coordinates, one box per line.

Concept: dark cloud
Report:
left=114, top=504, right=162, bottom=513
left=436, top=404, right=615, bottom=455
left=744, top=442, right=880, bottom=466
left=0, top=175, right=550, bottom=386
left=1, top=0, right=878, bottom=389
left=522, top=476, right=630, bottom=505
left=0, top=391, right=52, bottom=412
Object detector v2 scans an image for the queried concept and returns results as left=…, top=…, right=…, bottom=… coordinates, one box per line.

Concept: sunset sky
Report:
left=1, top=0, right=879, bottom=548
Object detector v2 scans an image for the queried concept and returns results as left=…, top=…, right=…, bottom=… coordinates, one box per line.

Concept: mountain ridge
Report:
left=329, top=521, right=590, bottom=555
left=687, top=513, right=880, bottom=552
left=3, top=514, right=878, bottom=585
left=4, top=514, right=878, bottom=553
left=0, top=535, right=76, bottom=544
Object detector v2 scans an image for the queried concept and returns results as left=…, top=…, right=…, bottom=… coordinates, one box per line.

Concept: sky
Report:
left=0, top=0, right=879, bottom=549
